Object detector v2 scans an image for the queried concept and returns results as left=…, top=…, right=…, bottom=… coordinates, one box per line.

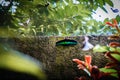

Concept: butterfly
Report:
left=56, top=39, right=77, bottom=46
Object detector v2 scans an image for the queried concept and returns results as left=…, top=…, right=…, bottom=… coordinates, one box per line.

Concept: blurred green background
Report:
left=0, top=0, right=120, bottom=37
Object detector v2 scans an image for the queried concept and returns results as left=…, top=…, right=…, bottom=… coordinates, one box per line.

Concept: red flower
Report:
left=72, top=55, right=92, bottom=71
left=106, top=22, right=114, bottom=27
left=85, top=55, right=91, bottom=69
left=73, top=55, right=115, bottom=80
left=106, top=19, right=120, bottom=32
left=72, top=59, right=86, bottom=69
left=106, top=19, right=118, bottom=28
left=109, top=42, right=120, bottom=47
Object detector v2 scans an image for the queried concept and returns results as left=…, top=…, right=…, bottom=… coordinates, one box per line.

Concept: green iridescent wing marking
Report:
left=56, top=39, right=77, bottom=46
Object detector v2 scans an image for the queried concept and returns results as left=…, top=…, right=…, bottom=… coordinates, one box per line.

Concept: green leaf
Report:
left=105, top=0, right=114, bottom=7
left=93, top=5, right=98, bottom=10
left=66, top=21, right=73, bottom=30
left=101, top=7, right=108, bottom=13
left=100, top=68, right=118, bottom=78
left=116, top=15, right=120, bottom=22
left=98, top=0, right=104, bottom=7
left=109, top=47, right=116, bottom=52
left=104, top=18, right=109, bottom=23
left=99, top=25, right=105, bottom=29
left=72, top=6, right=78, bottom=14
left=64, top=5, right=70, bottom=16
left=0, top=48, right=46, bottom=80
left=33, top=0, right=45, bottom=5
left=57, top=9, right=64, bottom=19
left=100, top=68, right=117, bottom=73
left=116, top=47, right=120, bottom=53
left=75, top=15, right=83, bottom=19
left=111, top=54, right=120, bottom=62
left=93, top=45, right=109, bottom=52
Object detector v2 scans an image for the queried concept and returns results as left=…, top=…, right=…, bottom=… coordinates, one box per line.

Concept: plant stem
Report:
left=115, top=25, right=120, bottom=33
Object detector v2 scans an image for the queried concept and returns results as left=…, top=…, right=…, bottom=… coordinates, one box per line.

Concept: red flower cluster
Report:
left=73, top=55, right=117, bottom=80
left=106, top=19, right=120, bottom=32
left=73, top=55, right=92, bottom=71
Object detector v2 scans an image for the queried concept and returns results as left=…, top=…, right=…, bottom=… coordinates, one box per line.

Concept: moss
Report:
left=1, top=36, right=117, bottom=80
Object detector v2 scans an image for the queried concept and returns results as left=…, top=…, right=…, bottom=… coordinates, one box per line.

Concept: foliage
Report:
left=94, top=19, right=120, bottom=79
left=0, top=0, right=119, bottom=37
left=0, top=43, right=46, bottom=80
left=73, top=19, right=120, bottom=80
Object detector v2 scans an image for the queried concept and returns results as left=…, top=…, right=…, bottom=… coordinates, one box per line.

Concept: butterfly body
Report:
left=56, top=39, right=77, bottom=46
